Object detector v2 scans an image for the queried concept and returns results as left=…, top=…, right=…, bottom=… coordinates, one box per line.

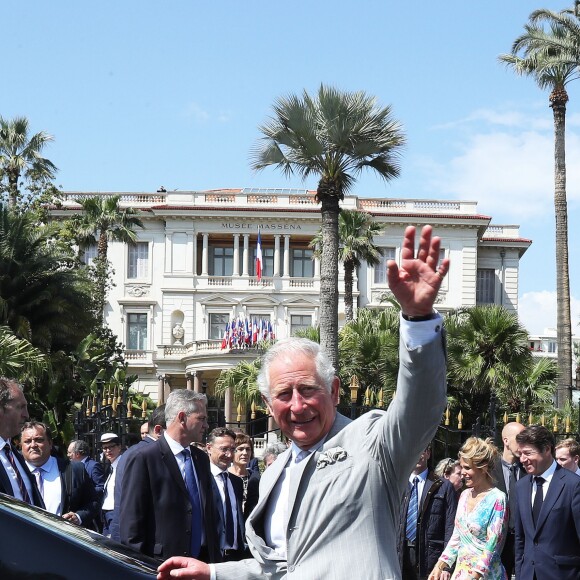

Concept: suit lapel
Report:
left=535, top=467, right=566, bottom=535
left=158, top=437, right=188, bottom=496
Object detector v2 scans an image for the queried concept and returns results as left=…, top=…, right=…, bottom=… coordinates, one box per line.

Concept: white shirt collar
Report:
left=410, top=468, right=428, bottom=484
left=537, top=459, right=558, bottom=482
left=164, top=431, right=188, bottom=455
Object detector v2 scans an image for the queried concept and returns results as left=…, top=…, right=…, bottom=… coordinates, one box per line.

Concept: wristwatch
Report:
left=401, top=311, right=436, bottom=322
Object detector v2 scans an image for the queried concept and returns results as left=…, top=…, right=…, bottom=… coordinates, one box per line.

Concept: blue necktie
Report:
left=221, top=472, right=235, bottom=547
left=406, top=476, right=419, bottom=542
left=532, top=476, right=544, bottom=527
left=182, top=449, right=202, bottom=557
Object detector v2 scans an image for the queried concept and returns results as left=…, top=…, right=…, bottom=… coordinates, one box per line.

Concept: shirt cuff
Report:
left=209, top=564, right=216, bottom=580
left=399, top=311, right=443, bottom=350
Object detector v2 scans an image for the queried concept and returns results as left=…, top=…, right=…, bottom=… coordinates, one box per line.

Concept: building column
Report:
left=225, top=386, right=233, bottom=425
left=202, top=233, right=209, bottom=275
left=186, top=373, right=193, bottom=391
left=157, top=375, right=165, bottom=404
left=314, top=252, right=320, bottom=277
left=242, top=234, right=250, bottom=276
left=233, top=234, right=240, bottom=276
left=274, top=235, right=281, bottom=276
left=194, top=371, right=201, bottom=393
left=193, top=232, right=198, bottom=276
left=283, top=235, right=290, bottom=277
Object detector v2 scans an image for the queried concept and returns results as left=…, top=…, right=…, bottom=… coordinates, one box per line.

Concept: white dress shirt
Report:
left=0, top=436, right=35, bottom=502
left=532, top=459, right=557, bottom=504
left=102, top=455, right=121, bottom=510
left=26, top=455, right=61, bottom=515
left=210, top=462, right=240, bottom=550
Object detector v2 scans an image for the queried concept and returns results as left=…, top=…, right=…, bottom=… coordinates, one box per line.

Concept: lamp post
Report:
left=350, top=375, right=359, bottom=420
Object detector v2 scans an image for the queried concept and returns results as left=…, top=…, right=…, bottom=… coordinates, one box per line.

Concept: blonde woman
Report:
left=429, top=438, right=507, bottom=580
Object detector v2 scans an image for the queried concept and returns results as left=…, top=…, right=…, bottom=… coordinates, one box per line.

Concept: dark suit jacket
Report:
left=0, top=443, right=44, bottom=508
left=81, top=457, right=107, bottom=499
left=56, top=457, right=99, bottom=528
left=244, top=469, right=260, bottom=520
left=397, top=473, right=457, bottom=576
left=109, top=436, right=153, bottom=542
left=514, top=464, right=580, bottom=580
left=211, top=470, right=245, bottom=554
left=119, top=436, right=221, bottom=563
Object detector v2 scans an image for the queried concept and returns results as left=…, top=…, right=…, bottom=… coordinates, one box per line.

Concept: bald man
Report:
left=493, top=421, right=526, bottom=578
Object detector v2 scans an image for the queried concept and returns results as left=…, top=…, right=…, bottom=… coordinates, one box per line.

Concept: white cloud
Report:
left=183, top=102, right=210, bottom=122
left=519, top=290, right=580, bottom=336
left=427, top=108, right=580, bottom=222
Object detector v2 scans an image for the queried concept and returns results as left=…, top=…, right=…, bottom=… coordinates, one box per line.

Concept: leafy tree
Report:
left=445, top=306, right=534, bottom=425
left=0, top=325, right=47, bottom=378
left=73, top=195, right=143, bottom=315
left=252, top=85, right=405, bottom=370
left=311, top=209, right=383, bottom=322
left=0, top=116, right=57, bottom=208
left=499, top=8, right=580, bottom=407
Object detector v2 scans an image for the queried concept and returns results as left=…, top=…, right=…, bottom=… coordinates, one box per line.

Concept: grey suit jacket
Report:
left=215, top=327, right=447, bottom=580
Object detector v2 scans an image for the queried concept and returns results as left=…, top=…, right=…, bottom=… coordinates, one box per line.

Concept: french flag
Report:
left=255, top=229, right=263, bottom=281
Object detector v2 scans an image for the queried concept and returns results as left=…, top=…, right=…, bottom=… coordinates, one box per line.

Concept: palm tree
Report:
left=0, top=116, right=57, bottom=208
left=311, top=209, right=383, bottom=322
left=338, top=307, right=400, bottom=406
left=74, top=195, right=143, bottom=313
left=0, top=203, right=95, bottom=352
left=251, top=85, right=405, bottom=370
left=445, top=306, right=533, bottom=424
left=499, top=9, right=580, bottom=407
left=215, top=359, right=263, bottom=410
left=0, top=325, right=47, bottom=378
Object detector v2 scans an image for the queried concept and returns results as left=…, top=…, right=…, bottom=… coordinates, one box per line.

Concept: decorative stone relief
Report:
left=125, top=284, right=150, bottom=297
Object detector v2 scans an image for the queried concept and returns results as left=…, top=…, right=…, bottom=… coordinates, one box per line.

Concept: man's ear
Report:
left=262, top=394, right=273, bottom=415
left=331, top=377, right=340, bottom=406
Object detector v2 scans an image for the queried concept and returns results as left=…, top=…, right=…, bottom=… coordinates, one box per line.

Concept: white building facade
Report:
left=54, top=188, right=531, bottom=422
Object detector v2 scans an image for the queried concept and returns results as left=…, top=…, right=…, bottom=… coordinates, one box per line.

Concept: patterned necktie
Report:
left=3, top=443, right=32, bottom=504
left=532, top=476, right=545, bottom=526
left=33, top=467, right=44, bottom=499
left=406, top=476, right=419, bottom=542
left=182, top=449, right=202, bottom=557
left=221, top=472, right=235, bottom=547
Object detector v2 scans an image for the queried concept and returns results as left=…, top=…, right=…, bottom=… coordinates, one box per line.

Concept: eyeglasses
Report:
left=214, top=446, right=236, bottom=454
left=102, top=444, right=119, bottom=451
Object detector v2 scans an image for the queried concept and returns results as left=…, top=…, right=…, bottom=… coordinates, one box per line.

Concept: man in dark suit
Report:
left=397, top=446, right=457, bottom=579
left=0, top=377, right=44, bottom=507
left=108, top=404, right=165, bottom=541
left=120, top=390, right=220, bottom=563
left=67, top=439, right=107, bottom=501
left=515, top=424, right=580, bottom=580
left=492, top=421, right=525, bottom=578
left=207, top=427, right=246, bottom=562
left=21, top=420, right=99, bottom=528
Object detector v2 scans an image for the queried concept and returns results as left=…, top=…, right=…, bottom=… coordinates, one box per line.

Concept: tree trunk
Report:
left=344, top=260, right=354, bottom=323
left=551, top=92, right=572, bottom=408
left=318, top=195, right=340, bottom=372
left=7, top=170, right=19, bottom=208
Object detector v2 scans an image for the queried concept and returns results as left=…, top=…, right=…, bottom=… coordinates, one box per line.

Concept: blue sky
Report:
left=4, top=1, right=580, bottom=334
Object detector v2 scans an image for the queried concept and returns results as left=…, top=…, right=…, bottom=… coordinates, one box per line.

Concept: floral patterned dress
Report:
left=439, top=487, right=508, bottom=579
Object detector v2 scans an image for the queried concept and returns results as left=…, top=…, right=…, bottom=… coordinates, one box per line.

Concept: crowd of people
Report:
left=0, top=225, right=578, bottom=579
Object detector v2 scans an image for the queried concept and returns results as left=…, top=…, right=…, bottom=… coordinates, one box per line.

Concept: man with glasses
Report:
left=120, top=390, right=221, bottom=563
left=514, top=425, right=580, bottom=580
left=207, top=427, right=246, bottom=562
left=100, top=432, right=122, bottom=537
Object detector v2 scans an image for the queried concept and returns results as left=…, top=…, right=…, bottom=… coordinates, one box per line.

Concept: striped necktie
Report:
left=406, top=476, right=419, bottom=541
left=3, top=443, right=32, bottom=504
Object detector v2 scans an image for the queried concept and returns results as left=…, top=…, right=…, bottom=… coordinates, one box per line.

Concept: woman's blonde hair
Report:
left=458, top=437, right=500, bottom=482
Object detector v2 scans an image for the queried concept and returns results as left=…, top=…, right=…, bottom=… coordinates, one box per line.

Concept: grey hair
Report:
left=263, top=441, right=288, bottom=462
left=69, top=439, right=90, bottom=456
left=0, top=377, right=23, bottom=409
left=165, top=389, right=207, bottom=424
left=257, top=338, right=335, bottom=401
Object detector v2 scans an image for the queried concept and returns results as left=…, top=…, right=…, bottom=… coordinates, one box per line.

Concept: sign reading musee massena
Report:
left=220, top=222, right=302, bottom=230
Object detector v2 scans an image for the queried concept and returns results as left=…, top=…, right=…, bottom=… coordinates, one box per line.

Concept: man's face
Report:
left=140, top=423, right=149, bottom=439
left=414, top=448, right=430, bottom=473
left=183, top=403, right=208, bottom=444
left=518, top=443, right=553, bottom=475
left=207, top=435, right=235, bottom=471
left=265, top=352, right=339, bottom=451
left=21, top=426, right=52, bottom=467
left=503, top=425, right=525, bottom=458
left=102, top=440, right=122, bottom=463
left=555, top=447, right=579, bottom=472
left=0, top=384, right=29, bottom=439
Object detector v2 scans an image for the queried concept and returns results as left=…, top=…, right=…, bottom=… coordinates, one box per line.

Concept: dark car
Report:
left=0, top=493, right=159, bottom=579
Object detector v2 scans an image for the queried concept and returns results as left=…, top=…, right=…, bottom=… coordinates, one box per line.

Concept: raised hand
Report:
left=386, top=225, right=449, bottom=317
left=157, top=557, right=209, bottom=580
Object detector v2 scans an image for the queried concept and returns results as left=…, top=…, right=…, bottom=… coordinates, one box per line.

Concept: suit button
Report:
left=288, top=565, right=295, bottom=573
